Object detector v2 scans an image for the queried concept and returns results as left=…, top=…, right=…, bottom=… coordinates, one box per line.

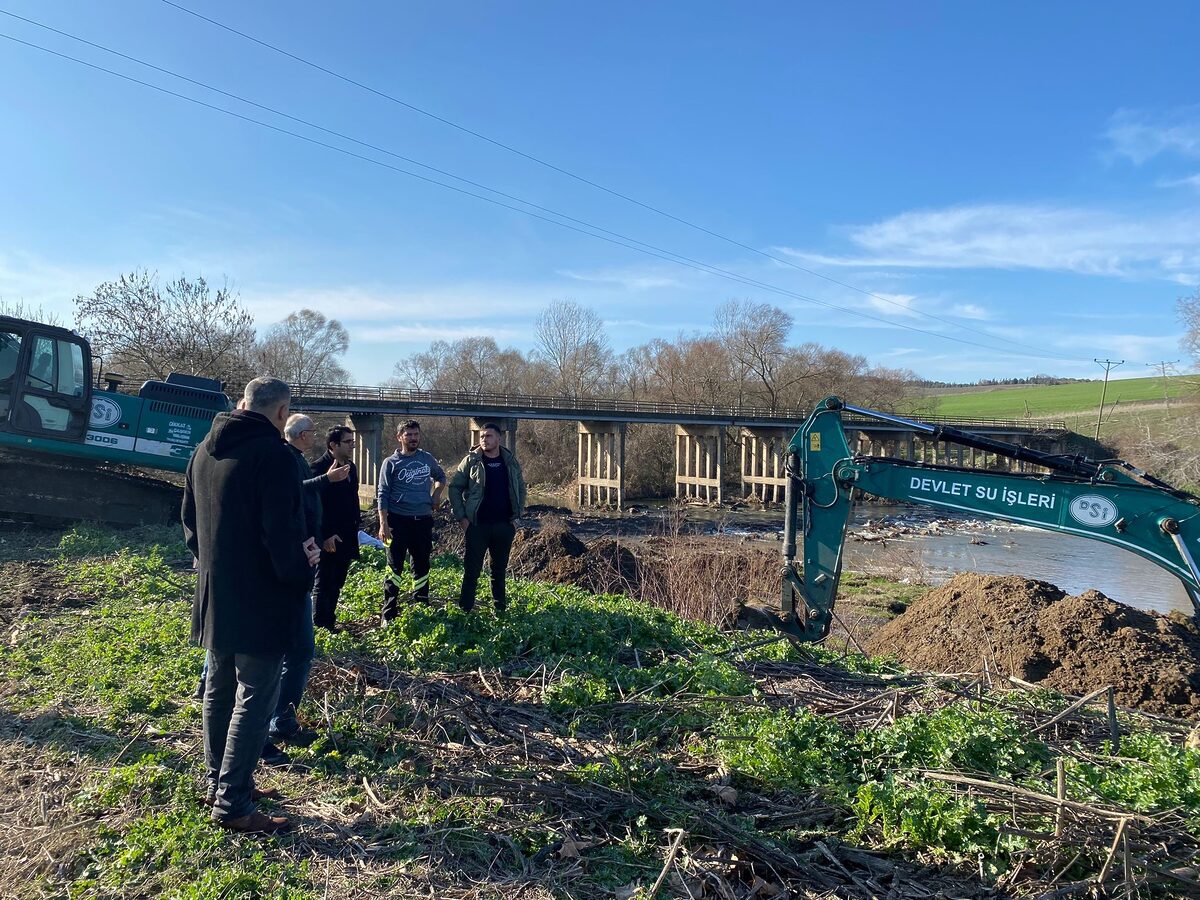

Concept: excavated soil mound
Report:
left=508, top=520, right=587, bottom=579
left=510, top=521, right=641, bottom=595
left=540, top=538, right=641, bottom=595
left=867, top=573, right=1200, bottom=718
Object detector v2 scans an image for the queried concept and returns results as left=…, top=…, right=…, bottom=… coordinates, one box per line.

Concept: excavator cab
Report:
left=0, top=316, right=91, bottom=442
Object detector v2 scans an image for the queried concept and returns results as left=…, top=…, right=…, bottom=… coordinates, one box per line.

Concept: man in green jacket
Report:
left=448, top=422, right=527, bottom=613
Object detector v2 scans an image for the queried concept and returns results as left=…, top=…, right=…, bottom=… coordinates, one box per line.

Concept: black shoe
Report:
left=260, top=742, right=291, bottom=766
left=315, top=622, right=343, bottom=634
left=271, top=727, right=318, bottom=748
left=216, top=810, right=292, bottom=834
left=458, top=599, right=474, bottom=613
left=494, top=597, right=507, bottom=614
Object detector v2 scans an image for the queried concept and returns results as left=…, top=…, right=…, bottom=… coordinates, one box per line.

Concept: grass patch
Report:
left=4, top=525, right=1200, bottom=897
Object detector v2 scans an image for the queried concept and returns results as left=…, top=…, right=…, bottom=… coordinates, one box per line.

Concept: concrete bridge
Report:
left=291, top=384, right=1069, bottom=508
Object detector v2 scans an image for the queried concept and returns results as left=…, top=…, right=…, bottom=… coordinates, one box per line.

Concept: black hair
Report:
left=326, top=425, right=353, bottom=450
left=481, top=422, right=503, bottom=434
left=398, top=419, right=421, bottom=434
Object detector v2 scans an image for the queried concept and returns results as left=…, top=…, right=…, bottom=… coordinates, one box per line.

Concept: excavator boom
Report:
left=779, top=398, right=1200, bottom=641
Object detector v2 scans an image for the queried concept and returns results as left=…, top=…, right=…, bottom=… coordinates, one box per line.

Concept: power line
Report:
left=157, top=0, right=1082, bottom=361
left=0, top=22, right=1096, bottom=365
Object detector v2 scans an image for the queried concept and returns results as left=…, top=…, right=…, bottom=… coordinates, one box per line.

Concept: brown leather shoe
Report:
left=216, top=810, right=292, bottom=834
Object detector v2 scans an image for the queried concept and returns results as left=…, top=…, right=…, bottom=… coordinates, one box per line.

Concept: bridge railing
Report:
left=292, top=383, right=1067, bottom=432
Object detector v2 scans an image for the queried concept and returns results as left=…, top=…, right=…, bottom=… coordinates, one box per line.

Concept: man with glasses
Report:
left=259, top=414, right=349, bottom=764
left=311, top=426, right=359, bottom=632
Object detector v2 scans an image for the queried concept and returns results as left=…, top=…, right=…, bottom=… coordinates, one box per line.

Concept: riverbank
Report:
left=3, top=524, right=1200, bottom=897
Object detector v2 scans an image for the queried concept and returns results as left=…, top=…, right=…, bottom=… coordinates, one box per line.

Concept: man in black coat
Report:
left=182, top=377, right=319, bottom=834
left=311, top=425, right=360, bottom=630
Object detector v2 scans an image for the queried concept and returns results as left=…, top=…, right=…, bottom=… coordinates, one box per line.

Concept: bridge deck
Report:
left=291, top=384, right=1068, bottom=434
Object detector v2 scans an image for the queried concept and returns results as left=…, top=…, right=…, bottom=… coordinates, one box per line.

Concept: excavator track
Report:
left=0, top=450, right=184, bottom=528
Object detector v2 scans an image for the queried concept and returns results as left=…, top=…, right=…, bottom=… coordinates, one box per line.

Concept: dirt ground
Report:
left=867, top=572, right=1200, bottom=718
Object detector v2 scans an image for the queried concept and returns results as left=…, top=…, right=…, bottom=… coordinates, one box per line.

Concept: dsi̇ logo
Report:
left=89, top=396, right=122, bottom=429
left=1067, top=495, right=1119, bottom=528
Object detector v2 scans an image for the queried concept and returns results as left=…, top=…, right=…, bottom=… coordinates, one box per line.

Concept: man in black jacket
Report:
left=182, top=377, right=319, bottom=834
left=311, top=425, right=360, bottom=630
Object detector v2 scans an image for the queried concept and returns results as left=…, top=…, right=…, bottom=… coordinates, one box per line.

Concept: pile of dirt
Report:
left=867, top=573, right=1200, bottom=718
left=540, top=538, right=641, bottom=595
left=508, top=520, right=587, bottom=577
left=510, top=521, right=640, bottom=595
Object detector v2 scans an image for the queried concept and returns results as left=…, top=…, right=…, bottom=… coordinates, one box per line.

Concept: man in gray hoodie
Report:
left=377, top=420, right=446, bottom=621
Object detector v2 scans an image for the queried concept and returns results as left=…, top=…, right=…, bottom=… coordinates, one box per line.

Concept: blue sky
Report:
left=1, top=1, right=1199, bottom=384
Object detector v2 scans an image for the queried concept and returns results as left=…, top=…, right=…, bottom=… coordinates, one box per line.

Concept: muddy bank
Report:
left=868, top=573, right=1200, bottom=718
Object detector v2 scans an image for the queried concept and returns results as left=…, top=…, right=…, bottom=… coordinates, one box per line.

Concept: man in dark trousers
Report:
left=449, top=422, right=527, bottom=613
left=377, top=420, right=446, bottom=622
left=259, top=414, right=350, bottom=765
left=182, top=377, right=319, bottom=834
left=311, top=425, right=360, bottom=631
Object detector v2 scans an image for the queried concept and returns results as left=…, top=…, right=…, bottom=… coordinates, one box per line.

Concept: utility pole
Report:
left=1094, top=358, right=1124, bottom=443
left=1146, top=360, right=1179, bottom=410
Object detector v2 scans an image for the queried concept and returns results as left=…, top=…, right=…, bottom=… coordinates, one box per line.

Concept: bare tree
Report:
left=714, top=300, right=796, bottom=411
left=1180, top=287, right=1200, bottom=370
left=255, top=309, right=350, bottom=389
left=534, top=299, right=613, bottom=398
left=74, top=270, right=255, bottom=385
left=0, top=299, right=65, bottom=327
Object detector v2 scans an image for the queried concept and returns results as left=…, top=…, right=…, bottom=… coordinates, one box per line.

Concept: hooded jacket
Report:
left=448, top=445, right=527, bottom=525
left=182, top=410, right=312, bottom=654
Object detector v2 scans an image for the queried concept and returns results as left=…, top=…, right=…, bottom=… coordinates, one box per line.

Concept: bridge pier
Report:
left=577, top=421, right=625, bottom=508
left=739, top=427, right=790, bottom=503
left=348, top=413, right=384, bottom=505
left=469, top=417, right=518, bottom=452
left=675, top=425, right=723, bottom=503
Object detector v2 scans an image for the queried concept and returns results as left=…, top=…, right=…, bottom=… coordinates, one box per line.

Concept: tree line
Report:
left=8, top=272, right=920, bottom=496
left=389, top=298, right=917, bottom=493
left=41, top=271, right=1200, bottom=498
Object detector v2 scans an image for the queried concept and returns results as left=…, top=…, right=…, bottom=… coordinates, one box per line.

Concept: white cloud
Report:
left=244, top=282, right=559, bottom=326
left=557, top=266, right=683, bottom=291
left=1157, top=173, right=1200, bottom=191
left=781, top=203, right=1200, bottom=280
left=950, top=303, right=990, bottom=320
left=1105, top=107, right=1200, bottom=164
left=0, top=253, right=114, bottom=323
left=865, top=291, right=919, bottom=317
left=1051, top=331, right=1181, bottom=361
left=352, top=323, right=523, bottom=344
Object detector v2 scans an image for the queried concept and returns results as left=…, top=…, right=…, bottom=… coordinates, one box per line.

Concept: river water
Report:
left=561, top=500, right=1195, bottom=618
left=841, top=506, right=1195, bottom=617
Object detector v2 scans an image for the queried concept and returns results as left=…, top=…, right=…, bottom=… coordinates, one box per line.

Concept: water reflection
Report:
left=844, top=519, right=1194, bottom=617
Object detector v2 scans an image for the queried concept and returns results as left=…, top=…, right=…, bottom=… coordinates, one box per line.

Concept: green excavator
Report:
left=772, top=397, right=1200, bottom=640
left=0, top=314, right=230, bottom=525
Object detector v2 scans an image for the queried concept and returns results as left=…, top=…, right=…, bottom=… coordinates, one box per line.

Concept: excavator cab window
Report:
left=0, top=328, right=20, bottom=421
left=4, top=329, right=90, bottom=439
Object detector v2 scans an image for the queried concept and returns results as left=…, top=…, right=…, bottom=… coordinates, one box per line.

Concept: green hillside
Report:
left=905, top=374, right=1193, bottom=419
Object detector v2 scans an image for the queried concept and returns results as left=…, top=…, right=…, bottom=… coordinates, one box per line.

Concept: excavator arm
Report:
left=779, top=397, right=1200, bottom=642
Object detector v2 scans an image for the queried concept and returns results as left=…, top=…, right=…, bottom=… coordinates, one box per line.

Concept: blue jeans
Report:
left=269, top=593, right=315, bottom=739
left=204, top=650, right=283, bottom=821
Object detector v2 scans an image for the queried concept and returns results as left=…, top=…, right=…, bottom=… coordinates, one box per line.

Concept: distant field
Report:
left=905, top=374, right=1194, bottom=419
